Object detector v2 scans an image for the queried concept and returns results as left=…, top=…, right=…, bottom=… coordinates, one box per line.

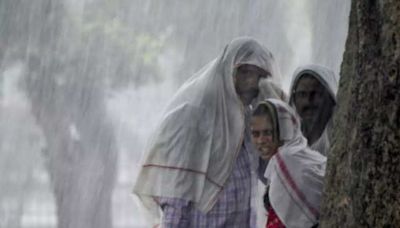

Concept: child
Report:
left=250, top=99, right=326, bottom=228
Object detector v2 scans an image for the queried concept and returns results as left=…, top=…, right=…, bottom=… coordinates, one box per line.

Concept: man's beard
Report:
left=301, top=119, right=313, bottom=137
left=300, top=105, right=319, bottom=118
left=301, top=114, right=318, bottom=138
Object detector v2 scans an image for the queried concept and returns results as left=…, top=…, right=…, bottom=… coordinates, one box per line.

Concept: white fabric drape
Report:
left=263, top=99, right=326, bottom=228
left=133, top=37, right=280, bottom=220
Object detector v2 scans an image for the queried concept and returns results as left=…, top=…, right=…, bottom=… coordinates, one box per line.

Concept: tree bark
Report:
left=320, top=0, right=400, bottom=227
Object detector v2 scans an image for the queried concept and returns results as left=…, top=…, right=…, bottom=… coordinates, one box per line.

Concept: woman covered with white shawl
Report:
left=250, top=99, right=326, bottom=228
left=133, top=37, right=281, bottom=227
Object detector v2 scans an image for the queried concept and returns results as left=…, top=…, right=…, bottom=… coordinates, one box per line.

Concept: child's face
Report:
left=250, top=114, right=280, bottom=160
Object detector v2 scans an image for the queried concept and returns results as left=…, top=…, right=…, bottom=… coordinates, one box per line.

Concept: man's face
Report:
left=293, top=75, right=327, bottom=124
left=250, top=115, right=279, bottom=160
left=234, top=64, right=267, bottom=105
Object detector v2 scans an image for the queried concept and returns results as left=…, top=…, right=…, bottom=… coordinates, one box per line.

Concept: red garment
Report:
left=266, top=206, right=286, bottom=228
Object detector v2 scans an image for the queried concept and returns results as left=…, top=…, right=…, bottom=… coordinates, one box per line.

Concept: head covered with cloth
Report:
left=133, top=37, right=280, bottom=220
left=288, top=64, right=338, bottom=155
left=251, top=98, right=326, bottom=228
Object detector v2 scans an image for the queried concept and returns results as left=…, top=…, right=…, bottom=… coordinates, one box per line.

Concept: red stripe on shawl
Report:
left=275, top=153, right=319, bottom=217
left=143, top=164, right=223, bottom=188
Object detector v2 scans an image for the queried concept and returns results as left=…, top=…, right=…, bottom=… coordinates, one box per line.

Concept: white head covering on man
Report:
left=288, top=64, right=338, bottom=156
left=133, top=37, right=280, bottom=220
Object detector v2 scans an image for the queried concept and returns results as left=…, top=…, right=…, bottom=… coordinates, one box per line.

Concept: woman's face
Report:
left=250, top=114, right=280, bottom=160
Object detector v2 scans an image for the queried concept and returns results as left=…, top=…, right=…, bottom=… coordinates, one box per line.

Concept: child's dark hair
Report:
left=252, top=102, right=270, bottom=116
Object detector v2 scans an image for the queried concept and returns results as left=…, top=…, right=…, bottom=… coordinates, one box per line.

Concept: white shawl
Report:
left=133, top=37, right=280, bottom=218
left=264, top=99, right=326, bottom=228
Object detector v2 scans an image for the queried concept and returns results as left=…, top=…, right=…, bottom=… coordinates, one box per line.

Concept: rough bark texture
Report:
left=320, top=0, right=400, bottom=227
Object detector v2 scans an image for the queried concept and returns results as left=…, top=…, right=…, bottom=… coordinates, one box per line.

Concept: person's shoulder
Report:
left=164, top=103, right=203, bottom=118
left=276, top=147, right=326, bottom=168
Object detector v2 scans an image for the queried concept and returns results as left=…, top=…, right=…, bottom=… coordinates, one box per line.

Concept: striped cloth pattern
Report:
left=159, top=141, right=257, bottom=228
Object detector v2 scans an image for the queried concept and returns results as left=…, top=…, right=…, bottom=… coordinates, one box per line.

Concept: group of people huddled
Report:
left=133, top=37, right=338, bottom=228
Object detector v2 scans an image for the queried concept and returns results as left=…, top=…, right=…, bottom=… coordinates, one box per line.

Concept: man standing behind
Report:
left=133, top=37, right=280, bottom=227
left=289, top=64, right=338, bottom=156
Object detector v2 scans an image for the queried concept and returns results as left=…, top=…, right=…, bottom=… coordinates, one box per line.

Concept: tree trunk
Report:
left=320, top=0, right=400, bottom=227
left=24, top=71, right=117, bottom=228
